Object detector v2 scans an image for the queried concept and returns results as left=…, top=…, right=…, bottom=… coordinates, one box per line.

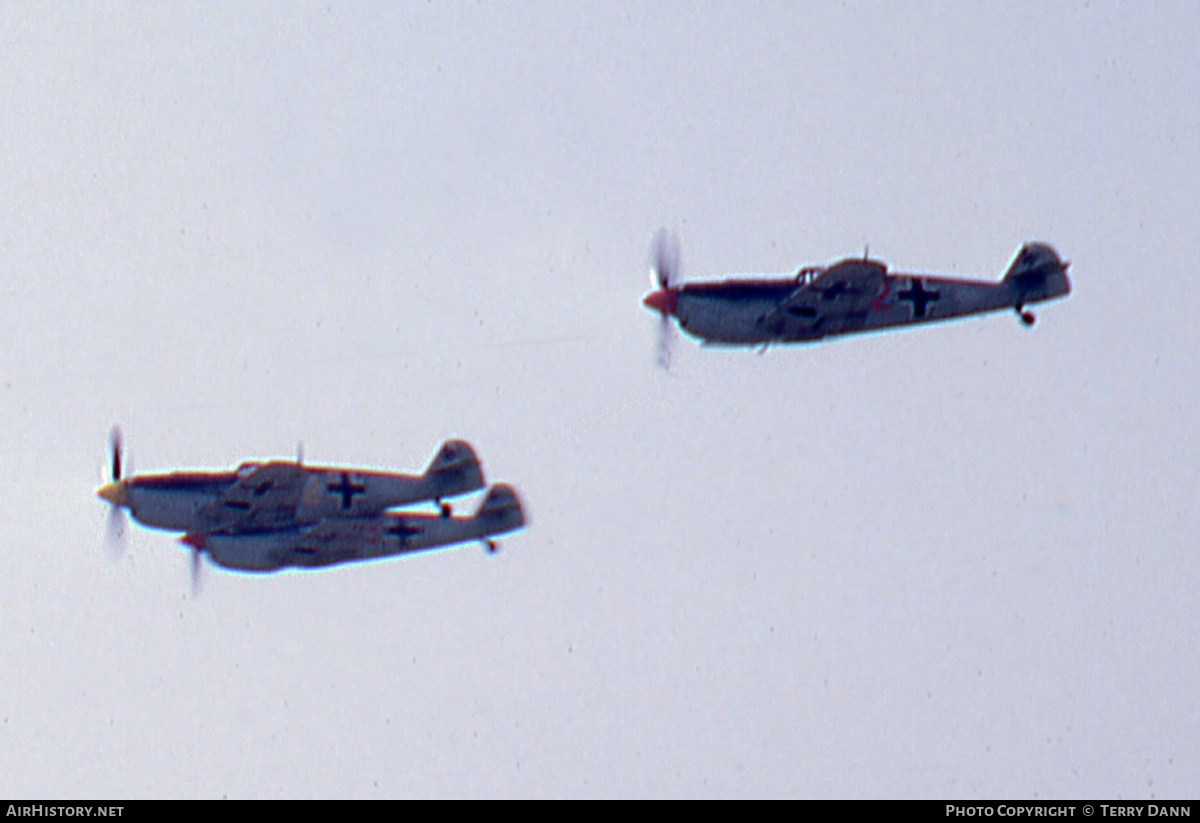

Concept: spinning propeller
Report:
left=99, top=426, right=203, bottom=595
left=644, top=228, right=681, bottom=369
left=179, top=533, right=205, bottom=597
left=109, top=425, right=123, bottom=484
left=100, top=425, right=129, bottom=557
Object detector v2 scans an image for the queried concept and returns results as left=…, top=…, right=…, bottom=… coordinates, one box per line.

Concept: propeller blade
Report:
left=102, top=425, right=129, bottom=558
left=109, top=425, right=123, bottom=481
left=656, top=314, right=674, bottom=370
left=106, top=505, right=127, bottom=559
left=190, top=547, right=203, bottom=597
left=180, top=534, right=206, bottom=596
left=651, top=228, right=680, bottom=290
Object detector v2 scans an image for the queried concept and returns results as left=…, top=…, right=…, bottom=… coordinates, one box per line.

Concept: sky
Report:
left=1, top=1, right=1198, bottom=799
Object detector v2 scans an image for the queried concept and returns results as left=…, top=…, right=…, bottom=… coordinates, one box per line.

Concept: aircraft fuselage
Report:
left=649, top=242, right=1071, bottom=346
left=98, top=440, right=487, bottom=535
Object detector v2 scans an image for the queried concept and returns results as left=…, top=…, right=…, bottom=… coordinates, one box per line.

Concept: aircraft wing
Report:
left=303, top=517, right=385, bottom=555
left=762, top=258, right=888, bottom=337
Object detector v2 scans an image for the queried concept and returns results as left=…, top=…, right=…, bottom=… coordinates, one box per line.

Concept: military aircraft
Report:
left=179, top=483, right=526, bottom=572
left=643, top=231, right=1070, bottom=361
left=97, top=429, right=485, bottom=535
left=96, top=428, right=523, bottom=584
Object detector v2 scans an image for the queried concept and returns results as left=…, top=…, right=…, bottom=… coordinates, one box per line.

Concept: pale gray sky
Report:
left=1, top=1, right=1197, bottom=798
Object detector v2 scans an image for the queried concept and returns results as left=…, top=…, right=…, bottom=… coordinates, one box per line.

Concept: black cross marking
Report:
left=898, top=278, right=940, bottom=319
left=327, top=472, right=367, bottom=510
left=387, top=519, right=423, bottom=547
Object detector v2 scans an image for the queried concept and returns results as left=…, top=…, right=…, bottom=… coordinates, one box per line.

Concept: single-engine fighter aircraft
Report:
left=179, top=483, right=526, bottom=572
left=642, top=231, right=1070, bottom=360
left=96, top=428, right=485, bottom=535
left=96, top=428, right=523, bottom=588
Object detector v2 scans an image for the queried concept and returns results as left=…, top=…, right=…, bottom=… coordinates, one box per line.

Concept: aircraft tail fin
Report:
left=474, top=483, right=526, bottom=535
left=1002, top=242, right=1071, bottom=302
left=424, top=439, right=485, bottom=495
left=1003, top=243, right=1069, bottom=283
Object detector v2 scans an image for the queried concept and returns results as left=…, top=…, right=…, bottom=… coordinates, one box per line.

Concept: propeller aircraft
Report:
left=643, top=231, right=1070, bottom=362
left=97, top=428, right=525, bottom=584
left=181, top=484, right=526, bottom=572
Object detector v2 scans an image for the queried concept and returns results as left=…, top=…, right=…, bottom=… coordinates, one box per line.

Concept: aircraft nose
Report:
left=643, top=288, right=677, bottom=316
left=96, top=480, right=128, bottom=507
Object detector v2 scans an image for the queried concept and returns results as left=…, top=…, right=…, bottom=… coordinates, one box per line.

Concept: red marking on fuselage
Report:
left=871, top=277, right=891, bottom=313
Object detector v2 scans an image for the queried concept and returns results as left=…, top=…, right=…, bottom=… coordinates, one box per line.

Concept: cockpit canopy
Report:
left=795, top=266, right=824, bottom=285
left=796, top=258, right=886, bottom=286
left=823, top=258, right=887, bottom=279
